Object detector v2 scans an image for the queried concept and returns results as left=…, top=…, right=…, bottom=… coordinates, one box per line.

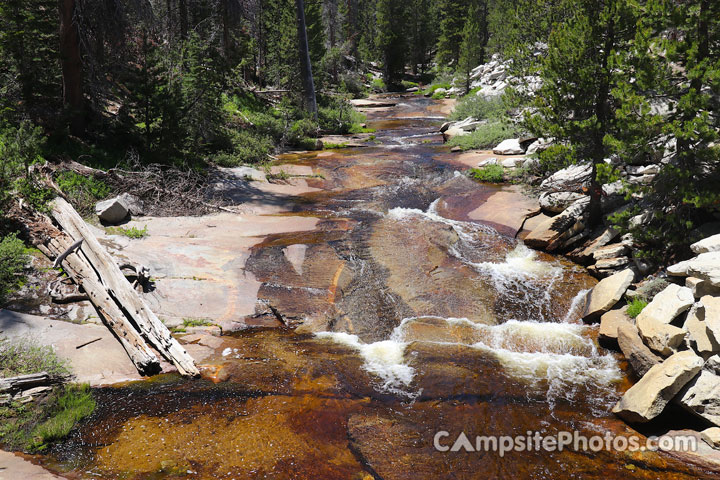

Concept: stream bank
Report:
left=2, top=95, right=718, bottom=479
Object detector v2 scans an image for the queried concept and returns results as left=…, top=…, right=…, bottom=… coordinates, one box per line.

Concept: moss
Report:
left=106, top=225, right=148, bottom=239
left=182, top=318, right=212, bottom=327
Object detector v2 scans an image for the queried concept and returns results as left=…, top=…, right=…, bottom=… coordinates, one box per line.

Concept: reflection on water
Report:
left=39, top=96, right=717, bottom=480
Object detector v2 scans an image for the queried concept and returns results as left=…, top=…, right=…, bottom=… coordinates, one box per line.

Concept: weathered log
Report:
left=0, top=372, right=69, bottom=394
left=50, top=198, right=199, bottom=376
left=42, top=234, right=162, bottom=375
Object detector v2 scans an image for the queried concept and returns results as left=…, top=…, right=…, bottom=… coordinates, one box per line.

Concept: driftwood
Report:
left=49, top=198, right=199, bottom=377
left=0, top=372, right=69, bottom=394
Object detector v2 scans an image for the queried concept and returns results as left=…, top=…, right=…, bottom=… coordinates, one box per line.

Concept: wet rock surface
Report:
left=30, top=96, right=719, bottom=479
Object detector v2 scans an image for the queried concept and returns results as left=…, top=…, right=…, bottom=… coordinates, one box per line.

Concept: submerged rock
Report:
left=612, top=350, right=703, bottom=423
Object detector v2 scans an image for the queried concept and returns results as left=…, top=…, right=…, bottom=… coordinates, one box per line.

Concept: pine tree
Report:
left=457, top=0, right=488, bottom=93
left=376, top=0, right=407, bottom=88
left=527, top=0, right=637, bottom=223
left=436, top=0, right=469, bottom=68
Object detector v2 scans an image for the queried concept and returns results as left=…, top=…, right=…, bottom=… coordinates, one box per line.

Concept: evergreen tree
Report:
left=376, top=0, right=407, bottom=87
left=436, top=0, right=469, bottom=68
left=457, top=0, right=488, bottom=93
left=527, top=0, right=637, bottom=222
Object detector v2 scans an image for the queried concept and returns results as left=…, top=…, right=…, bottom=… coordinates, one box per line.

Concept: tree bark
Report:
left=294, top=0, right=318, bottom=120
left=178, top=0, right=188, bottom=39
left=58, top=0, right=84, bottom=135
left=49, top=198, right=200, bottom=377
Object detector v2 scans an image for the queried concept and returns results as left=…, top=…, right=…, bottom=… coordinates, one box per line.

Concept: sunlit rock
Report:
left=581, top=269, right=635, bottom=322
left=617, top=322, right=661, bottom=376
left=678, top=368, right=720, bottom=427
left=612, top=350, right=703, bottom=423
left=636, top=284, right=694, bottom=326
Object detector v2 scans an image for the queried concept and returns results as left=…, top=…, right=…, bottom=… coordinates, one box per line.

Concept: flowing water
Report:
left=39, top=96, right=716, bottom=479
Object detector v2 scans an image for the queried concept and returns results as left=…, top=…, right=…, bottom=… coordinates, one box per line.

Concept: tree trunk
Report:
left=179, top=0, right=188, bottom=39
left=295, top=0, right=318, bottom=120
left=222, top=0, right=231, bottom=60
left=49, top=198, right=200, bottom=377
left=58, top=0, right=84, bottom=136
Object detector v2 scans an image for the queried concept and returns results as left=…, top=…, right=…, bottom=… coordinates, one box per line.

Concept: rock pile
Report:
left=578, top=236, right=720, bottom=448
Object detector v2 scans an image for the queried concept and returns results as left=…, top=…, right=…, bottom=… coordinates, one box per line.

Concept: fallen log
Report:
left=49, top=198, right=199, bottom=377
left=0, top=372, right=69, bottom=394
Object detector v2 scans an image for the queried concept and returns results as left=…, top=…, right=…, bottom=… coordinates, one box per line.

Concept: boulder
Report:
left=686, top=277, right=720, bottom=298
left=524, top=196, right=590, bottom=250
left=594, top=257, right=630, bottom=270
left=617, top=322, right=662, bottom=377
left=684, top=302, right=720, bottom=358
left=539, top=163, right=592, bottom=193
left=525, top=138, right=552, bottom=155
left=492, top=138, right=525, bottom=155
left=95, top=197, right=129, bottom=224
left=677, top=368, right=720, bottom=426
left=612, top=350, right=703, bottom=423
left=599, top=308, right=631, bottom=344
left=118, top=193, right=145, bottom=216
left=501, top=157, right=525, bottom=168
left=538, top=191, right=585, bottom=214
left=581, top=269, right=635, bottom=322
left=636, top=284, right=694, bottom=325
left=668, top=252, right=720, bottom=286
left=593, top=243, right=629, bottom=261
left=478, top=157, right=498, bottom=167
left=702, top=295, right=720, bottom=343
left=701, top=427, right=720, bottom=449
left=692, top=234, right=720, bottom=254
left=626, top=165, right=660, bottom=175
left=636, top=314, right=686, bottom=356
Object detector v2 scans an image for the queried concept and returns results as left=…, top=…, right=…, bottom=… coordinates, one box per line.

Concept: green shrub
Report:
left=216, top=130, right=274, bottom=165
left=0, top=337, right=69, bottom=377
left=30, top=384, right=96, bottom=451
left=318, top=99, right=366, bottom=135
left=54, top=171, right=112, bottom=215
left=423, top=82, right=452, bottom=96
left=371, top=77, right=386, bottom=93
left=106, top=225, right=148, bottom=239
left=450, top=95, right=506, bottom=121
left=447, top=122, right=520, bottom=151
left=536, top=144, right=577, bottom=173
left=468, top=165, right=505, bottom=183
left=0, top=234, right=29, bottom=305
left=182, top=318, right=212, bottom=327
left=626, top=298, right=648, bottom=319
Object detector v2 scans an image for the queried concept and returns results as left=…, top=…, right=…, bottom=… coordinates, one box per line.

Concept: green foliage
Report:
left=536, top=144, right=577, bottom=174
left=106, top=225, right=148, bottom=239
left=0, top=234, right=29, bottom=305
left=436, top=0, right=470, bottom=66
left=371, top=77, right=386, bottom=93
left=319, top=98, right=367, bottom=135
left=54, top=171, right=111, bottom=215
left=446, top=122, right=520, bottom=151
left=376, top=0, right=408, bottom=88
left=457, top=0, right=488, bottom=93
left=0, top=337, right=69, bottom=377
left=468, top=164, right=504, bottom=183
left=626, top=298, right=648, bottom=319
left=182, top=318, right=212, bottom=328
left=449, top=95, right=505, bottom=121
left=0, top=121, right=49, bottom=214
left=29, top=384, right=95, bottom=451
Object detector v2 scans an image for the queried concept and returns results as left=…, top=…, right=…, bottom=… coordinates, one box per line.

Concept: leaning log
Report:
left=49, top=198, right=199, bottom=377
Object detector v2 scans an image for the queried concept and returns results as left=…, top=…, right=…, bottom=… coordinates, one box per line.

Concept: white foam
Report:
left=393, top=316, right=621, bottom=403
left=471, top=244, right=559, bottom=279
left=315, top=332, right=416, bottom=396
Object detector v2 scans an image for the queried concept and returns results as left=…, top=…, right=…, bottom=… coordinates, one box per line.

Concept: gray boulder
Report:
left=493, top=138, right=525, bottom=155
left=692, top=234, right=720, bottom=254
left=538, top=191, right=585, bottom=214
left=678, top=368, right=720, bottom=427
left=539, top=163, right=592, bottom=193
left=636, top=284, right=695, bottom=325
left=95, top=197, right=128, bottom=224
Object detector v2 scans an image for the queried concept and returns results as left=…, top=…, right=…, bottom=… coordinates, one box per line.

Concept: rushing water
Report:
left=39, top=96, right=716, bottom=479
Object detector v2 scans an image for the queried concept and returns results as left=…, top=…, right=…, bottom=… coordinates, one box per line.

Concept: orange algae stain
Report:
left=93, top=395, right=369, bottom=479
left=327, top=263, right=346, bottom=304
left=199, top=364, right=229, bottom=383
